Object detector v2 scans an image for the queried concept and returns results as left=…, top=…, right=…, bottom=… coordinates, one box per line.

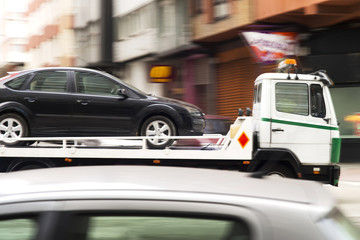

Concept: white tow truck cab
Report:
left=0, top=59, right=341, bottom=186
left=250, top=59, right=340, bottom=184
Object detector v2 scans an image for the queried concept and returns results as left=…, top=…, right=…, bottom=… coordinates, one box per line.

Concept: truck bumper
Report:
left=301, top=164, right=340, bottom=186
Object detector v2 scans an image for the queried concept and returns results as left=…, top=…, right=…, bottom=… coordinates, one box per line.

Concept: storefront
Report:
left=300, top=27, right=360, bottom=162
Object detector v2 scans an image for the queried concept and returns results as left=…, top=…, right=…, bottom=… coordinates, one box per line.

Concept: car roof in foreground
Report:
left=20, top=66, right=100, bottom=72
left=0, top=166, right=334, bottom=207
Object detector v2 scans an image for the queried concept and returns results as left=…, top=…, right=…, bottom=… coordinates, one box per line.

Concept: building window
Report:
left=213, top=0, right=229, bottom=20
left=193, top=0, right=203, bottom=15
left=160, top=0, right=175, bottom=35
left=116, top=4, right=153, bottom=40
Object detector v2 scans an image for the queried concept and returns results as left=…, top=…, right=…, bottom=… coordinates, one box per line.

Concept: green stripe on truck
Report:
left=262, top=118, right=339, bottom=131
left=331, top=138, right=341, bottom=163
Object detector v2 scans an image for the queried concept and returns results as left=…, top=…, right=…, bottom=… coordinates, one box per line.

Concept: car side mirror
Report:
left=117, top=88, right=128, bottom=100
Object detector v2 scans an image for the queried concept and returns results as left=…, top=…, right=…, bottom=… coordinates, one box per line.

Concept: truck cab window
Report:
left=253, top=85, right=257, bottom=103
left=275, top=83, right=309, bottom=115
left=257, top=83, right=262, bottom=103
left=253, top=83, right=262, bottom=103
left=310, top=84, right=326, bottom=118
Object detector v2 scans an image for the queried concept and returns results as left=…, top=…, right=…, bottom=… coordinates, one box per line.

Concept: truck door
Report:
left=270, top=81, right=331, bottom=164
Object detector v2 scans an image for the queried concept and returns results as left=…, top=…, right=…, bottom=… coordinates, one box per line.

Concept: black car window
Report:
left=5, top=74, right=29, bottom=90
left=29, top=71, right=68, bottom=93
left=75, top=72, right=121, bottom=96
left=66, top=215, right=250, bottom=240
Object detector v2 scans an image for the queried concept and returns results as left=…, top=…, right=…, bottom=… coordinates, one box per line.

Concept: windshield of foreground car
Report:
left=317, top=208, right=360, bottom=239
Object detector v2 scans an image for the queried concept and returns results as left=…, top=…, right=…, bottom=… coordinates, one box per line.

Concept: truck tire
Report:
left=10, top=162, right=50, bottom=171
left=0, top=113, right=28, bottom=146
left=141, top=116, right=176, bottom=149
left=266, top=164, right=296, bottom=178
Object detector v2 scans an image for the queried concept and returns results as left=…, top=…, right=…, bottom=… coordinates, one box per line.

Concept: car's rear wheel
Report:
left=0, top=113, right=28, bottom=146
left=141, top=116, right=176, bottom=149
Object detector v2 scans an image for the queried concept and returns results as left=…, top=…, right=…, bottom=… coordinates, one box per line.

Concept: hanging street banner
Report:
left=241, top=32, right=297, bottom=63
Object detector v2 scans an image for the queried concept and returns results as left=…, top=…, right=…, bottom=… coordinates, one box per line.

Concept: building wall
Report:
left=113, top=0, right=163, bottom=96
left=0, top=0, right=29, bottom=70
left=113, top=1, right=157, bottom=62
left=74, top=0, right=101, bottom=67
left=125, top=61, right=163, bottom=96
left=191, top=0, right=253, bottom=42
left=158, top=0, right=191, bottom=52
left=254, top=0, right=327, bottom=20
left=26, top=0, right=76, bottom=68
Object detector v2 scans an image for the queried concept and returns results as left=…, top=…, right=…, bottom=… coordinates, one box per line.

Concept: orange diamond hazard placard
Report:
left=238, top=131, right=249, bottom=148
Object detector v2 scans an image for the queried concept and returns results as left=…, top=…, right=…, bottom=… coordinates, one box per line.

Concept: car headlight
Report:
left=185, top=106, right=203, bottom=117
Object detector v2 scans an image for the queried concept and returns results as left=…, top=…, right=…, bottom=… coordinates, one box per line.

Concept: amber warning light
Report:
left=149, top=66, right=173, bottom=83
left=277, top=59, right=297, bottom=72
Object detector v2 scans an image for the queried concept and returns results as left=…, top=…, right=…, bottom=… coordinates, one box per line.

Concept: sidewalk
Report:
left=338, top=163, right=360, bottom=182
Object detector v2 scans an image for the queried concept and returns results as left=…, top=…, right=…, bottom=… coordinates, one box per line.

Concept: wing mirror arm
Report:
left=117, top=89, right=129, bottom=100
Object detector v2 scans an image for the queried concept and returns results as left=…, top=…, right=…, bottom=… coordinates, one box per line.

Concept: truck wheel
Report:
left=267, top=165, right=296, bottom=178
left=141, top=116, right=176, bottom=149
left=10, top=162, right=49, bottom=171
left=0, top=113, right=28, bottom=146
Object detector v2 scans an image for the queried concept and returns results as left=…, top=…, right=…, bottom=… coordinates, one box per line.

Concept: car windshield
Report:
left=317, top=208, right=360, bottom=239
left=100, top=70, right=149, bottom=96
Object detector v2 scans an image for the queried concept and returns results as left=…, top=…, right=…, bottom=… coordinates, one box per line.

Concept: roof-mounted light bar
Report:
left=278, top=59, right=299, bottom=80
left=278, top=59, right=297, bottom=73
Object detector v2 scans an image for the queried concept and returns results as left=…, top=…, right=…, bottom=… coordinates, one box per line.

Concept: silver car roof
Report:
left=0, top=166, right=334, bottom=207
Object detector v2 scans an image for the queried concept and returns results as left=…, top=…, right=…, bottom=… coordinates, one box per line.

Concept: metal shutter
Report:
left=216, top=58, right=276, bottom=120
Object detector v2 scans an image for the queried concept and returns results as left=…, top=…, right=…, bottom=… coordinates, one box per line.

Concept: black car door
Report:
left=22, top=70, right=72, bottom=135
left=70, top=71, right=139, bottom=136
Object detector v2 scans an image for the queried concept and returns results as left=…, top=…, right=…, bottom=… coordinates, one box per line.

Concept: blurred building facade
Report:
left=189, top=0, right=258, bottom=117
left=74, top=0, right=113, bottom=71
left=113, top=0, right=163, bottom=96
left=0, top=0, right=29, bottom=76
left=112, top=0, right=196, bottom=101
left=26, top=0, right=76, bottom=68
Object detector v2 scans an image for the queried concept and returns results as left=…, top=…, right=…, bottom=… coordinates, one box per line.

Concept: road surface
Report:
left=325, top=163, right=360, bottom=226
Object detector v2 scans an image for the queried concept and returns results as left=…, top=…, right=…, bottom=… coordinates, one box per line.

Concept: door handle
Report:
left=272, top=128, right=284, bottom=132
left=24, top=97, right=37, bottom=103
left=77, top=99, right=90, bottom=105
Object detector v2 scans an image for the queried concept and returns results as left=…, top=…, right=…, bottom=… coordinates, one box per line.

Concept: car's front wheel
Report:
left=141, top=116, right=176, bottom=149
left=0, top=113, right=28, bottom=146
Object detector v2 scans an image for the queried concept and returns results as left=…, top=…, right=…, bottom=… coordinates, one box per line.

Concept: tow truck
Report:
left=0, top=59, right=341, bottom=186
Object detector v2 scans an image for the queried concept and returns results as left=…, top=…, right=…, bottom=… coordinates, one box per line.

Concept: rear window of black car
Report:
left=5, top=75, right=29, bottom=90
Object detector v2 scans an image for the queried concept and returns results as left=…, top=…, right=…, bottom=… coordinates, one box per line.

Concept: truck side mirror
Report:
left=246, top=107, right=252, bottom=116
